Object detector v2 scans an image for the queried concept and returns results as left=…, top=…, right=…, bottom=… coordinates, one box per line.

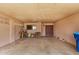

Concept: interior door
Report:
left=45, top=25, right=53, bottom=37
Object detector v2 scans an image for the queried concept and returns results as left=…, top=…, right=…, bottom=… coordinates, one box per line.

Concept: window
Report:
left=26, top=25, right=37, bottom=30
left=32, top=26, right=36, bottom=30
left=27, top=25, right=32, bottom=30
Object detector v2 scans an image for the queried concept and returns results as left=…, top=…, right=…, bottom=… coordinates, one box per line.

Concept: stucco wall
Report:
left=54, top=13, right=79, bottom=46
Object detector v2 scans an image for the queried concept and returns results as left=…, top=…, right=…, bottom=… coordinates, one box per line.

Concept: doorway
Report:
left=45, top=25, right=53, bottom=37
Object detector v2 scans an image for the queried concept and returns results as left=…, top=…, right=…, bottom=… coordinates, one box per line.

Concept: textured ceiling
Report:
left=0, top=3, right=79, bottom=22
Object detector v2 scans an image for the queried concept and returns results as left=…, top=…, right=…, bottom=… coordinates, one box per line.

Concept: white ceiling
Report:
left=0, top=3, right=79, bottom=22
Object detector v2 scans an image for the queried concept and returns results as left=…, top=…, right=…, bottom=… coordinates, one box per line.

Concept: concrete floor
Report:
left=0, top=37, right=78, bottom=55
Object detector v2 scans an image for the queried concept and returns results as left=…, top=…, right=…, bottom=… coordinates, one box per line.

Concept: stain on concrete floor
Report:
left=0, top=37, right=78, bottom=55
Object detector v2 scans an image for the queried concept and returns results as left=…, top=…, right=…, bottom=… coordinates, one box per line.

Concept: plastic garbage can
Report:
left=74, top=32, right=79, bottom=52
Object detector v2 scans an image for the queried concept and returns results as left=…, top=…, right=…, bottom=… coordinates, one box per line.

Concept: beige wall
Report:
left=24, top=22, right=54, bottom=36
left=10, top=20, right=23, bottom=42
left=0, top=14, right=23, bottom=47
left=24, top=22, right=42, bottom=34
left=0, top=19, right=10, bottom=47
left=54, top=13, right=79, bottom=46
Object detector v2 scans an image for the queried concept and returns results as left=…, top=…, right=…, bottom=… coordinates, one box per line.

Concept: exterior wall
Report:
left=54, top=13, right=79, bottom=46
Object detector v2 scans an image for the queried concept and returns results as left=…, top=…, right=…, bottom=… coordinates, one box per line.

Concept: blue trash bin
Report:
left=74, top=32, right=79, bottom=52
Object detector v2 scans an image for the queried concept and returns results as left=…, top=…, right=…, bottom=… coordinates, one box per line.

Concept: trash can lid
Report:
left=74, top=32, right=79, bottom=35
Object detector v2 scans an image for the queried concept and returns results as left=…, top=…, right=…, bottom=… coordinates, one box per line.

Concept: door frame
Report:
left=45, top=25, right=53, bottom=37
